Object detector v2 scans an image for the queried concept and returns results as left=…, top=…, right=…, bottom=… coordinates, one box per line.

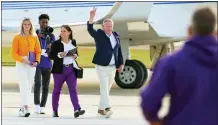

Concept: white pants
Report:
left=16, top=57, right=36, bottom=106
left=96, top=65, right=116, bottom=110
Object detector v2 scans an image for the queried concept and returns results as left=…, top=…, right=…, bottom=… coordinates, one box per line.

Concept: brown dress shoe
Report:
left=98, top=109, right=106, bottom=115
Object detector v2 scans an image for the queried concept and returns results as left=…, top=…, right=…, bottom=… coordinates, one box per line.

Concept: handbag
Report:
left=73, top=60, right=83, bottom=79
left=74, top=67, right=83, bottom=79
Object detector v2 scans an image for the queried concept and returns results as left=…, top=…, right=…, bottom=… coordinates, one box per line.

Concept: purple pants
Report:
left=52, top=66, right=80, bottom=112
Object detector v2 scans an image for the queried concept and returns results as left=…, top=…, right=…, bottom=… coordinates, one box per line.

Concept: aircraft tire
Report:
left=131, top=59, right=148, bottom=88
left=115, top=60, right=145, bottom=89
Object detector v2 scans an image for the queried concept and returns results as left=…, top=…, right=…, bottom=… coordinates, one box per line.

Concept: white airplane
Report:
left=2, top=1, right=217, bottom=89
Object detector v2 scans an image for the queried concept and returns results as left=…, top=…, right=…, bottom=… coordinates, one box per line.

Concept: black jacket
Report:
left=49, top=39, right=78, bottom=74
left=87, top=21, right=124, bottom=68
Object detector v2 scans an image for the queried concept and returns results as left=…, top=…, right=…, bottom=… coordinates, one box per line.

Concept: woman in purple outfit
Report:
left=49, top=25, right=85, bottom=118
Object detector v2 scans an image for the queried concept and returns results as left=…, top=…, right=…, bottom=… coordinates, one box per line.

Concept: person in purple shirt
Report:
left=34, top=14, right=55, bottom=114
left=140, top=7, right=217, bottom=125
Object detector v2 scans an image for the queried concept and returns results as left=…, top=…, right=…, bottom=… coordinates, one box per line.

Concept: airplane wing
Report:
left=147, top=1, right=217, bottom=38
left=66, top=1, right=217, bottom=39
left=94, top=2, right=153, bottom=24
left=53, top=2, right=153, bottom=26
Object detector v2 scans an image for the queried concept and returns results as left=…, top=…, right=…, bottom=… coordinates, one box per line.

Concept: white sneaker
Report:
left=34, top=105, right=40, bottom=114
left=40, top=107, right=45, bottom=114
left=18, top=108, right=25, bottom=117
left=18, top=108, right=30, bottom=117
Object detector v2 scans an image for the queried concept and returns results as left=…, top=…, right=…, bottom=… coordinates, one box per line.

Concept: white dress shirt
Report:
left=58, top=40, right=79, bottom=69
left=106, top=33, right=117, bottom=65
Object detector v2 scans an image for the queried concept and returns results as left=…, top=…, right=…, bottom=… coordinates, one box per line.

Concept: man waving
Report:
left=87, top=7, right=124, bottom=118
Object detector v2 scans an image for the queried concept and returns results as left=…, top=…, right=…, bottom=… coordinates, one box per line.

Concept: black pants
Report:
left=34, top=67, right=51, bottom=107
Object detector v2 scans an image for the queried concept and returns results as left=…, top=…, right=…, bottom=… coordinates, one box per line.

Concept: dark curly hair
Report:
left=38, top=14, right=50, bottom=21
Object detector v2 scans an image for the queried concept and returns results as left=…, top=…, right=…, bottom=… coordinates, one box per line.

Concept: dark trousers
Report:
left=34, top=67, right=51, bottom=107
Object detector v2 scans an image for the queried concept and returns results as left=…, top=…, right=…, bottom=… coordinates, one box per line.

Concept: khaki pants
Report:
left=96, top=65, right=116, bottom=110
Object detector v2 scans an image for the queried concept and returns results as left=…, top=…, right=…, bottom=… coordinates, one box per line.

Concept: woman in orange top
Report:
left=11, top=18, right=41, bottom=117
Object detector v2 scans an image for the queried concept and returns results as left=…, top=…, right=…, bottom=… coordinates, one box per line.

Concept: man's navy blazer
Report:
left=87, top=21, right=123, bottom=68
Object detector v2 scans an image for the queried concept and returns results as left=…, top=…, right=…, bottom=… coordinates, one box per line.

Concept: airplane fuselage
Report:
left=2, top=1, right=217, bottom=46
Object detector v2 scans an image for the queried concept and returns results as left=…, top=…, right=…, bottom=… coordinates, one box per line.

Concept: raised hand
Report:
left=90, top=7, right=97, bottom=19
left=89, top=7, right=97, bottom=24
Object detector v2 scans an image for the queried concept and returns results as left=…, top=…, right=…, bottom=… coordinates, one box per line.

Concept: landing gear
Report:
left=115, top=60, right=148, bottom=89
left=131, top=60, right=148, bottom=88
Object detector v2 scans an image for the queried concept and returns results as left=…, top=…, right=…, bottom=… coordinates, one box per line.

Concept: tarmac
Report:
left=2, top=92, right=170, bottom=125
left=2, top=66, right=170, bottom=125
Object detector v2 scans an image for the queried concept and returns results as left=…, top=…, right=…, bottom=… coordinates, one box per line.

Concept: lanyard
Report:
left=37, top=29, right=46, bottom=49
left=39, top=37, right=47, bottom=49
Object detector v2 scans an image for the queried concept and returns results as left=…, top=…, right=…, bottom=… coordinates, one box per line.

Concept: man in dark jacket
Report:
left=87, top=7, right=123, bottom=118
left=140, top=7, right=217, bottom=125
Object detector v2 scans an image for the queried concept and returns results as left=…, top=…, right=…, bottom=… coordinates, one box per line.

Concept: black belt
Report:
left=64, top=64, right=72, bottom=67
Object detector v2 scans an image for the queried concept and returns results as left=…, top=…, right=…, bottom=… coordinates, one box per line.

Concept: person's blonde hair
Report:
left=20, top=17, right=36, bottom=36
